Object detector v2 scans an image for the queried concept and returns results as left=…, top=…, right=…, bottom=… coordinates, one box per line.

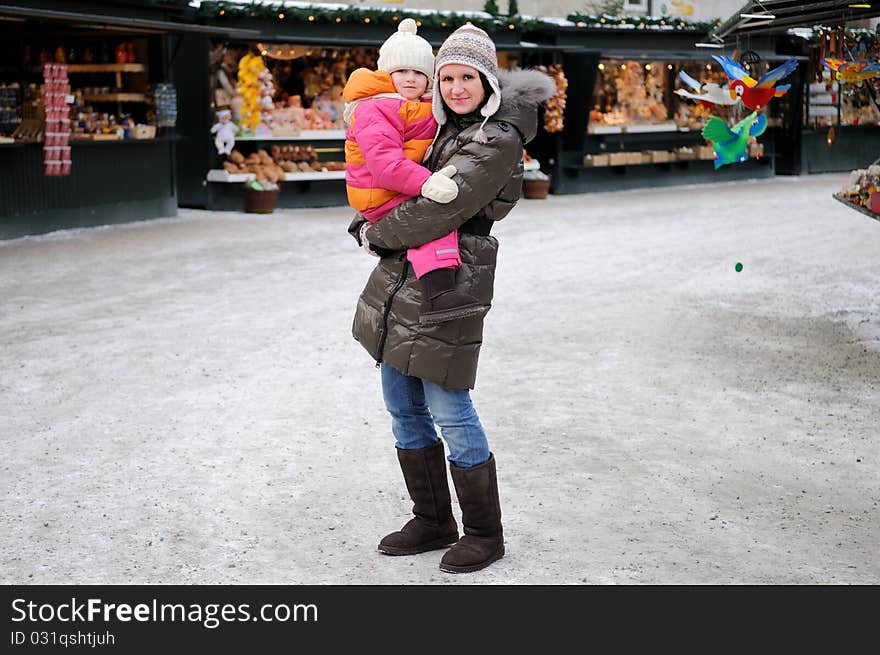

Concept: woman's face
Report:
left=439, top=64, right=486, bottom=115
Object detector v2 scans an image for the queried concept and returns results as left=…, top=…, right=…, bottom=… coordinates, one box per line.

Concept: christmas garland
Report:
left=565, top=13, right=721, bottom=32
left=198, top=1, right=544, bottom=32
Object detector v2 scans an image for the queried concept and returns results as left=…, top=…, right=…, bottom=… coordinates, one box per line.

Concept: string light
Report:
left=598, top=63, right=605, bottom=70
left=203, top=5, right=711, bottom=34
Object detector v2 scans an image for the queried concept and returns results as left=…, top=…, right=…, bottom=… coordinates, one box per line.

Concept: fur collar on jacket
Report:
left=486, top=69, right=557, bottom=143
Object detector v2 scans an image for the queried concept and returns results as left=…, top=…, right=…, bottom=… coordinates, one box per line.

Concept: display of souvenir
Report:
left=536, top=64, right=566, bottom=133
left=210, top=109, right=238, bottom=155
left=236, top=52, right=267, bottom=132
left=701, top=111, right=767, bottom=169
left=42, top=63, right=71, bottom=176
left=590, top=60, right=671, bottom=129
left=675, top=70, right=739, bottom=107
left=0, top=83, right=22, bottom=136
left=822, top=57, right=880, bottom=83
left=711, top=55, right=798, bottom=110
left=153, top=83, right=177, bottom=127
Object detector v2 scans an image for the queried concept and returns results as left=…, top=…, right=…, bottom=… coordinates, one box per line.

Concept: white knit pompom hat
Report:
left=432, top=24, right=501, bottom=144
left=377, top=18, right=435, bottom=82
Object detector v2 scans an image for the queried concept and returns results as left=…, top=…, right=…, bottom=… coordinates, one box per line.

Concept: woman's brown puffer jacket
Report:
left=348, top=69, right=556, bottom=389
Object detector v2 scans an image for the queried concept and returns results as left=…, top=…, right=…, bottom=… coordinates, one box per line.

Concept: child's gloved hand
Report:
left=420, top=165, right=459, bottom=203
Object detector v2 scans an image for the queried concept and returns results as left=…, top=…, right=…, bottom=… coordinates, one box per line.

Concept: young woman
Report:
left=349, top=25, right=556, bottom=573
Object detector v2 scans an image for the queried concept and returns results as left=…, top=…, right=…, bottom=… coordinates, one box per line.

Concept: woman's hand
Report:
left=359, top=222, right=380, bottom=257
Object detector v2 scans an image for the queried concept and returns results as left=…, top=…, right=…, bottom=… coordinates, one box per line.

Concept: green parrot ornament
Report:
left=701, top=111, right=768, bottom=169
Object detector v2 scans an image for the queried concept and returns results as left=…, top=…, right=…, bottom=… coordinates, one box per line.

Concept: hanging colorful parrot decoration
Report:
left=711, top=55, right=799, bottom=110
left=675, top=70, right=740, bottom=107
left=701, top=111, right=768, bottom=169
left=821, top=58, right=880, bottom=83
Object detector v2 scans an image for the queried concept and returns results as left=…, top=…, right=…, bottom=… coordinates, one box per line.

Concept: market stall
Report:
left=523, top=15, right=782, bottom=196
left=175, top=3, right=553, bottom=211
left=0, top=0, right=222, bottom=239
left=711, top=0, right=880, bottom=177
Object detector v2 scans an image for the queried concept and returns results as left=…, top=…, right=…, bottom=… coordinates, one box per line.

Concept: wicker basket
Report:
left=523, top=177, right=551, bottom=199
left=244, top=187, right=280, bottom=214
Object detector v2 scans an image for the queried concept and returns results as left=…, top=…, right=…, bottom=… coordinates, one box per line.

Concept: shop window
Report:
left=805, top=70, right=880, bottom=128
left=210, top=41, right=379, bottom=135
left=589, top=60, right=674, bottom=132
left=589, top=58, right=789, bottom=135
left=2, top=35, right=163, bottom=142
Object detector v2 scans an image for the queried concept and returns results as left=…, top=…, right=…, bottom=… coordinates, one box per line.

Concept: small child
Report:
left=344, top=19, right=486, bottom=324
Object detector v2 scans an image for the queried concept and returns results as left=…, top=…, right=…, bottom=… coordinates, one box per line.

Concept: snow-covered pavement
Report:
left=1, top=172, right=878, bottom=584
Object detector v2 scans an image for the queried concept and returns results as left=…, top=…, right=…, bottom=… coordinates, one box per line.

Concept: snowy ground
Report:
left=1, top=173, right=878, bottom=584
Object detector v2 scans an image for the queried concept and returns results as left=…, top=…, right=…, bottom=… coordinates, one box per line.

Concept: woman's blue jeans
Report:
left=380, top=364, right=489, bottom=469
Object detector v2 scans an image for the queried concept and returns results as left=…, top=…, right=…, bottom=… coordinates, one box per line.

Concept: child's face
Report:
left=390, top=69, right=429, bottom=101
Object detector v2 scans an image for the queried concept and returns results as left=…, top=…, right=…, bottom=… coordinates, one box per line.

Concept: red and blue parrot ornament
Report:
left=711, top=55, right=799, bottom=110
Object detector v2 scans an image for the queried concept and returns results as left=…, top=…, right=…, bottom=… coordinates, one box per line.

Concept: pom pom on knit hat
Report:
left=432, top=24, right=501, bottom=144
left=377, top=18, right=435, bottom=82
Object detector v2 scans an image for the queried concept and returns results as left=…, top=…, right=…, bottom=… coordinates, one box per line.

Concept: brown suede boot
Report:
left=378, top=440, right=460, bottom=556
left=439, top=454, right=505, bottom=574
left=419, top=268, right=488, bottom=325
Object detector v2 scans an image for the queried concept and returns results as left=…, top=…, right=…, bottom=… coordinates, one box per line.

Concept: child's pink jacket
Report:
left=344, top=68, right=461, bottom=278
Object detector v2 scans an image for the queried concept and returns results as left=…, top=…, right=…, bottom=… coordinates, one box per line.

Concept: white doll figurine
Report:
left=211, top=109, right=238, bottom=155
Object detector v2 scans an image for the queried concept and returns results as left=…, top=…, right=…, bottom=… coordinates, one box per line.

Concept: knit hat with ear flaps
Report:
left=432, top=24, right=501, bottom=144
left=377, top=18, right=435, bottom=82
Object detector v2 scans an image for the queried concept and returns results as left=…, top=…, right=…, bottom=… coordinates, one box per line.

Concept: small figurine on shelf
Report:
left=115, top=43, right=128, bottom=64
left=210, top=109, right=239, bottom=155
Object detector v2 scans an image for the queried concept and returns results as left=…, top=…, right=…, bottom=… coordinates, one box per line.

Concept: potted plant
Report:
left=244, top=178, right=281, bottom=214
left=522, top=169, right=551, bottom=199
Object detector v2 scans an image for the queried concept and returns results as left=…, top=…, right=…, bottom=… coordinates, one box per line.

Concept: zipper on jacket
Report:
left=426, top=132, right=458, bottom=171
left=374, top=126, right=453, bottom=367
left=375, top=259, right=410, bottom=368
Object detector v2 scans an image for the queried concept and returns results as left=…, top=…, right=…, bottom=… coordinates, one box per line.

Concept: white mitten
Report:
left=420, top=165, right=459, bottom=203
